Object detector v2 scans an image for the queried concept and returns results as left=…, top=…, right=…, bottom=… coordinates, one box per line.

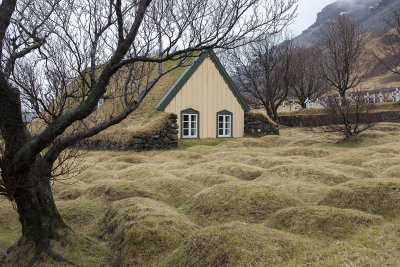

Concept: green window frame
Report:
left=217, top=110, right=233, bottom=138
left=181, top=108, right=200, bottom=139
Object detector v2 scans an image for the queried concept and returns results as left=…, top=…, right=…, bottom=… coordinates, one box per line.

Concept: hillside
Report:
left=1, top=123, right=400, bottom=265
left=294, top=0, right=400, bottom=90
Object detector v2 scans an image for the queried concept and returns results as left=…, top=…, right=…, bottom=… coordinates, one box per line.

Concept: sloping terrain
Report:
left=1, top=123, right=400, bottom=265
left=294, top=0, right=400, bottom=90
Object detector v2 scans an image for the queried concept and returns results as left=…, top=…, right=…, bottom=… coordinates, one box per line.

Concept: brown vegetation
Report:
left=1, top=124, right=400, bottom=265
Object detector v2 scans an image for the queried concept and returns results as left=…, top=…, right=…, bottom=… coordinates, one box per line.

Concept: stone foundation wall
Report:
left=278, top=111, right=400, bottom=127
left=79, top=114, right=179, bottom=152
left=244, top=112, right=279, bottom=137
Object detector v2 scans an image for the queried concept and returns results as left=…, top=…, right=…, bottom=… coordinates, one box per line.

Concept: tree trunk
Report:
left=13, top=173, right=66, bottom=245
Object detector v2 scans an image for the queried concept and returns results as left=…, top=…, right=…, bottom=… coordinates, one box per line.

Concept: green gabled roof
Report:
left=155, top=50, right=250, bottom=112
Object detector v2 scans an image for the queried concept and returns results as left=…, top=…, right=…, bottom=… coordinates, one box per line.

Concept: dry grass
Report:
left=100, top=197, right=198, bottom=266
left=268, top=206, right=384, bottom=239
left=183, top=181, right=301, bottom=225
left=2, top=123, right=400, bottom=266
left=319, top=179, right=400, bottom=218
left=161, top=222, right=315, bottom=267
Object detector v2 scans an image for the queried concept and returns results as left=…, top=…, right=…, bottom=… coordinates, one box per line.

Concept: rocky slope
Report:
left=294, top=0, right=399, bottom=46
left=294, top=0, right=400, bottom=90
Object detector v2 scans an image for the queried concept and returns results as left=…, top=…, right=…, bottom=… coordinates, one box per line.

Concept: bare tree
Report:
left=318, top=15, right=366, bottom=98
left=0, top=0, right=298, bottom=261
left=290, top=45, right=326, bottom=108
left=312, top=91, right=377, bottom=139
left=231, top=35, right=295, bottom=122
left=373, top=9, right=400, bottom=76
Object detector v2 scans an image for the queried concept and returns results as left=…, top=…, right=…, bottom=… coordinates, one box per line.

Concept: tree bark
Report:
left=13, top=172, right=66, bottom=245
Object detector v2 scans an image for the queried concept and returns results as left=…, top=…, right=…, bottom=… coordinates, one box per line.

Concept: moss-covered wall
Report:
left=78, top=114, right=179, bottom=152
left=278, top=111, right=400, bottom=127
left=244, top=112, right=279, bottom=137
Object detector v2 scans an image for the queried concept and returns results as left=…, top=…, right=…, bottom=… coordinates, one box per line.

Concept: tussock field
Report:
left=2, top=123, right=400, bottom=266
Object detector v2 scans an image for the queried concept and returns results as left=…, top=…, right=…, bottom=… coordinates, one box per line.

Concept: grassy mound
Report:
left=184, top=182, right=301, bottom=225
left=204, top=152, right=252, bottom=163
left=101, top=197, right=198, bottom=266
left=320, top=163, right=377, bottom=179
left=57, top=198, right=105, bottom=235
left=86, top=175, right=203, bottom=207
left=1, top=231, right=107, bottom=266
left=112, top=154, right=147, bottom=164
left=0, top=202, right=20, bottom=259
left=258, top=164, right=350, bottom=186
left=276, top=148, right=330, bottom=158
left=162, top=222, right=313, bottom=267
left=184, top=172, right=239, bottom=187
left=216, top=162, right=264, bottom=180
left=382, top=165, right=400, bottom=178
left=4, top=123, right=400, bottom=265
left=239, top=138, right=268, bottom=148
left=261, top=181, right=332, bottom=204
left=269, top=206, right=384, bottom=239
left=86, top=180, right=156, bottom=201
left=244, top=157, right=294, bottom=170
left=126, top=175, right=204, bottom=207
left=320, top=179, right=400, bottom=218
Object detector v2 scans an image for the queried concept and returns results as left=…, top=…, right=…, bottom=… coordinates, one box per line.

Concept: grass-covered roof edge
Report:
left=155, top=49, right=250, bottom=112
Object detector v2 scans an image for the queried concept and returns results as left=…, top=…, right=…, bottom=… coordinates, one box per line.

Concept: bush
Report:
left=312, top=92, right=377, bottom=139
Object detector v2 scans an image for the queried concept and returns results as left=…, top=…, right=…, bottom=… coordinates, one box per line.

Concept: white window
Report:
left=182, top=113, right=198, bottom=138
left=218, top=115, right=232, bottom=137
left=97, top=98, right=104, bottom=109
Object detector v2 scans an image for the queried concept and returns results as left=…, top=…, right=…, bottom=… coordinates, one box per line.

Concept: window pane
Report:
left=183, top=122, right=189, bottom=128
left=191, top=122, right=196, bottom=129
left=227, top=129, right=231, bottom=136
left=191, top=115, right=196, bottom=121
left=191, top=129, right=197, bottom=136
left=226, top=116, right=231, bottom=123
left=219, top=129, right=223, bottom=136
left=219, top=123, right=224, bottom=129
left=226, top=122, right=231, bottom=129
left=183, top=129, right=189, bottom=136
left=183, top=115, right=189, bottom=121
left=219, top=116, right=224, bottom=122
